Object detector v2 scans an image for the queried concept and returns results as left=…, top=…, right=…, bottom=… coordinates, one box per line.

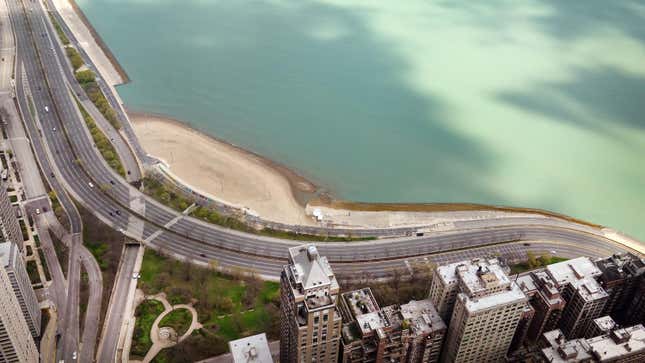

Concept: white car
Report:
left=72, top=351, right=77, bottom=360
left=44, top=106, right=49, bottom=112
left=88, top=182, right=94, bottom=188
left=35, top=208, right=40, bottom=215
left=52, top=127, right=56, bottom=132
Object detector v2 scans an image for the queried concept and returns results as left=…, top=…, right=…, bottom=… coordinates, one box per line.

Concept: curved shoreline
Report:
left=66, top=0, right=130, bottom=83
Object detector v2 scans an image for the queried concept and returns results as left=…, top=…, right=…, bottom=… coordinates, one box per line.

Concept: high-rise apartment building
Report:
left=585, top=316, right=617, bottom=339
left=0, top=181, right=22, bottom=251
left=397, top=299, right=446, bottom=363
left=540, top=324, right=645, bottom=362
left=339, top=289, right=446, bottom=363
left=546, top=257, right=609, bottom=339
left=517, top=270, right=566, bottom=344
left=280, top=245, right=342, bottom=363
left=339, top=288, right=407, bottom=362
left=0, top=264, right=38, bottom=362
left=0, top=242, right=40, bottom=337
left=624, top=276, right=645, bottom=325
left=594, top=253, right=645, bottom=325
left=432, top=258, right=528, bottom=362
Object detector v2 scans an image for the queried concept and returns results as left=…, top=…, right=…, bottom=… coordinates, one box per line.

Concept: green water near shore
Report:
left=77, top=0, right=645, bottom=241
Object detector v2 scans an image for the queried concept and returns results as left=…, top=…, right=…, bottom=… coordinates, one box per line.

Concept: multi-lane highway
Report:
left=8, top=0, right=643, bottom=284
left=4, top=0, right=643, bottom=360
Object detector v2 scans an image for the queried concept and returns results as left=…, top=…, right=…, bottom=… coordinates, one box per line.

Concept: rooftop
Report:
left=592, top=316, right=617, bottom=334
left=541, top=329, right=593, bottom=363
left=342, top=288, right=380, bottom=319
left=399, top=299, right=446, bottom=335
left=356, top=311, right=389, bottom=335
left=437, top=258, right=511, bottom=298
left=587, top=324, right=645, bottom=361
left=546, top=257, right=608, bottom=302
left=460, top=280, right=527, bottom=313
left=228, top=333, right=273, bottom=363
left=288, top=245, right=337, bottom=292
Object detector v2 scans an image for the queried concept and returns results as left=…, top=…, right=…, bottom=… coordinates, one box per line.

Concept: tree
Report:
left=539, top=253, right=552, bottom=267
left=527, top=251, right=538, bottom=269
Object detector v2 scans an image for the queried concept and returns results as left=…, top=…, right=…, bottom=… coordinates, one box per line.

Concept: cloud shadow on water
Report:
left=497, top=65, right=645, bottom=133
left=85, top=0, right=510, bottom=205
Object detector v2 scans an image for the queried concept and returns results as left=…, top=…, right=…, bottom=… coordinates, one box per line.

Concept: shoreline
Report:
left=128, top=110, right=318, bottom=201
left=129, top=111, right=319, bottom=226
left=64, top=0, right=130, bottom=84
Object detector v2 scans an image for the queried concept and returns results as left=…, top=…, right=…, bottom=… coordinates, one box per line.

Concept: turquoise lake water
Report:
left=77, top=0, right=645, bottom=241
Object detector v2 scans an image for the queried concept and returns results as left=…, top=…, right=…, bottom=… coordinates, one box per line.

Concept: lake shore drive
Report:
left=130, top=112, right=317, bottom=226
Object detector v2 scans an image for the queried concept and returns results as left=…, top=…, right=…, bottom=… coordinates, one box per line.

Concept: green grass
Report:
left=75, top=100, right=125, bottom=177
left=18, top=219, right=29, bottom=241
left=48, top=13, right=69, bottom=45
left=159, top=309, right=192, bottom=337
left=26, top=260, right=40, bottom=285
left=85, top=240, right=109, bottom=270
left=130, top=299, right=165, bottom=359
left=139, top=249, right=281, bottom=352
left=65, top=47, right=83, bottom=71
left=510, top=254, right=569, bottom=275
left=9, top=195, right=18, bottom=203
left=39, top=249, right=52, bottom=281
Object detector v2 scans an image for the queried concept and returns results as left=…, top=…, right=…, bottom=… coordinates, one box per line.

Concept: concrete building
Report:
left=623, top=276, right=645, bottom=325
left=0, top=263, right=38, bottom=362
left=339, top=288, right=407, bottom=362
left=433, top=258, right=528, bottom=362
left=339, top=289, right=446, bottom=363
left=594, top=253, right=645, bottom=325
left=517, top=270, right=566, bottom=344
left=0, top=242, right=40, bottom=337
left=509, top=302, right=535, bottom=353
left=540, top=324, right=645, bottom=362
left=279, top=245, right=342, bottom=363
left=397, top=299, right=446, bottom=363
left=0, top=180, right=22, bottom=251
left=228, top=333, right=273, bottom=363
left=586, top=316, right=617, bottom=339
left=546, top=258, right=609, bottom=339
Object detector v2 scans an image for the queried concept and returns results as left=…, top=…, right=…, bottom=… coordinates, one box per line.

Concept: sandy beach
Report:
left=130, top=113, right=317, bottom=226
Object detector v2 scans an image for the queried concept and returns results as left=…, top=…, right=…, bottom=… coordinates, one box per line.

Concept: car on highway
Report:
left=88, top=182, right=94, bottom=188
left=44, top=106, right=49, bottom=112
left=52, top=127, right=56, bottom=132
left=35, top=208, right=40, bottom=214
left=132, top=272, right=141, bottom=279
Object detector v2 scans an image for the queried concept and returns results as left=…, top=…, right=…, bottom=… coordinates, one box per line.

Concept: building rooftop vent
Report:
left=307, top=245, right=319, bottom=261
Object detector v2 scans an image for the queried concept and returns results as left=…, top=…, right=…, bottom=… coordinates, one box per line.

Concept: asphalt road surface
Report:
left=6, top=0, right=643, bottom=360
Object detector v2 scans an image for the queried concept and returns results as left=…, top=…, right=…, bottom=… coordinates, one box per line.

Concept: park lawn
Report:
left=130, top=299, right=165, bottom=359
left=139, top=249, right=281, bottom=348
left=159, top=308, right=192, bottom=337
left=85, top=240, right=109, bottom=270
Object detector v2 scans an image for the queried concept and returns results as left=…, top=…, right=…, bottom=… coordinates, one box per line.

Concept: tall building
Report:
left=517, top=270, right=566, bottom=343
left=339, top=289, right=446, bottom=363
left=0, top=181, right=22, bottom=251
left=432, top=258, right=528, bottom=362
left=397, top=299, right=446, bottom=363
left=585, top=316, right=617, bottom=339
left=540, top=324, right=645, bottom=362
left=0, top=242, right=40, bottom=337
left=546, top=257, right=609, bottom=338
left=0, top=264, right=38, bottom=362
left=594, top=253, right=645, bottom=325
left=280, top=245, right=342, bottom=363
left=339, top=288, right=408, bottom=362
left=624, top=276, right=645, bottom=325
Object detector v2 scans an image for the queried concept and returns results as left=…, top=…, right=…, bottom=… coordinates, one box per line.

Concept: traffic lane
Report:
left=78, top=245, right=103, bottom=363
left=97, top=245, right=138, bottom=362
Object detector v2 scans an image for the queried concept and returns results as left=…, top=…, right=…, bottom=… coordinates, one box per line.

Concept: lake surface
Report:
left=77, top=0, right=645, bottom=240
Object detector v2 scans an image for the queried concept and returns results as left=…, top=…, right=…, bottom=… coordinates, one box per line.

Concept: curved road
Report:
left=10, top=0, right=644, bottom=280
